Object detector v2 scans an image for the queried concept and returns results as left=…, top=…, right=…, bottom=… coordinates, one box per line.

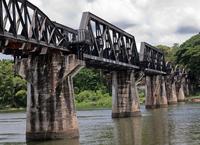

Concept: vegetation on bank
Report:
left=0, top=33, right=200, bottom=111
left=157, top=34, right=200, bottom=93
left=0, top=61, right=145, bottom=111
left=0, top=60, right=26, bottom=109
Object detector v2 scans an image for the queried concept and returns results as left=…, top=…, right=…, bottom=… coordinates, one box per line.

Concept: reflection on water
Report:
left=142, top=108, right=169, bottom=145
left=0, top=103, right=200, bottom=145
left=114, top=117, right=142, bottom=145
left=27, top=139, right=80, bottom=145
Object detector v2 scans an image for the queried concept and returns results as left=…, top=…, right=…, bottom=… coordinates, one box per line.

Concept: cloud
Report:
left=18, top=0, right=200, bottom=47
left=114, top=20, right=137, bottom=29
left=176, top=26, right=200, bottom=34
left=86, top=0, right=96, bottom=3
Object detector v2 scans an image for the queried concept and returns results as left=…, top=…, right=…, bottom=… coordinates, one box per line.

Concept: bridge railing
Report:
left=0, top=0, right=77, bottom=54
left=78, top=12, right=140, bottom=67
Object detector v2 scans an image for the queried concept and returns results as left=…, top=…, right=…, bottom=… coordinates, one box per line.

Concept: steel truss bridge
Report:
left=0, top=0, right=173, bottom=74
left=0, top=0, right=191, bottom=141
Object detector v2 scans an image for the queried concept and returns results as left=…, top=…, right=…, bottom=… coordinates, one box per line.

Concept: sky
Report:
left=1, top=0, right=200, bottom=59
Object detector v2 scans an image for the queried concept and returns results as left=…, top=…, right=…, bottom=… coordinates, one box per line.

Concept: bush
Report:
left=75, top=90, right=112, bottom=108
left=15, top=90, right=27, bottom=107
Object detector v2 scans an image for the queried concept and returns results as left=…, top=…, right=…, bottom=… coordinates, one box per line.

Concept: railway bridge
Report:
left=0, top=0, right=189, bottom=141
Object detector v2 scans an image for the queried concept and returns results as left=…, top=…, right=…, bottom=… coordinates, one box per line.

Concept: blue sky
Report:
left=1, top=0, right=200, bottom=59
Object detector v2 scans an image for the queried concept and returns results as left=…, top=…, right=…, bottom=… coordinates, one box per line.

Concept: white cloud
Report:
left=28, top=0, right=200, bottom=49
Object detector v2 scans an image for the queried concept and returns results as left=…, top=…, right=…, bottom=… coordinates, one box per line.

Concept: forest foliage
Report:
left=0, top=60, right=26, bottom=109
left=157, top=34, right=200, bottom=90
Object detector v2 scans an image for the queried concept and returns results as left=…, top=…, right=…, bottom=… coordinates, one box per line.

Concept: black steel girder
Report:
left=78, top=12, right=140, bottom=70
left=140, top=42, right=166, bottom=75
left=0, top=0, right=77, bottom=55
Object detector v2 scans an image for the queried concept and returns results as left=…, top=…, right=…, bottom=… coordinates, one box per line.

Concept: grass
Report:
left=185, top=91, right=200, bottom=101
left=3, top=93, right=199, bottom=113
left=76, top=99, right=112, bottom=110
left=0, top=107, right=25, bottom=113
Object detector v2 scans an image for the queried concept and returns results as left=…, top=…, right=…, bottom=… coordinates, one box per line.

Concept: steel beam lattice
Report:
left=78, top=12, right=140, bottom=70
left=0, top=0, right=77, bottom=55
left=140, top=42, right=166, bottom=75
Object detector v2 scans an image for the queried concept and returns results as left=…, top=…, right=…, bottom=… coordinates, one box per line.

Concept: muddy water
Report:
left=0, top=103, right=200, bottom=145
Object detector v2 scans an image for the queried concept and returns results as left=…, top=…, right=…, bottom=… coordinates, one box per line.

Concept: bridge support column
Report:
left=177, top=76, right=185, bottom=102
left=166, top=75, right=178, bottom=105
left=15, top=51, right=85, bottom=141
left=159, top=76, right=168, bottom=107
left=184, top=77, right=190, bottom=97
left=112, top=71, right=141, bottom=118
left=145, top=75, right=168, bottom=109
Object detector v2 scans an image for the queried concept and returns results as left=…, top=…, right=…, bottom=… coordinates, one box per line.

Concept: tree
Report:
left=156, top=45, right=172, bottom=62
left=156, top=43, right=179, bottom=62
left=0, top=60, right=27, bottom=108
left=73, top=68, right=108, bottom=93
left=175, top=34, right=200, bottom=91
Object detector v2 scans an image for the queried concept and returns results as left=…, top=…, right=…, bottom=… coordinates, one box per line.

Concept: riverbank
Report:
left=1, top=94, right=198, bottom=113
left=0, top=102, right=112, bottom=113
left=185, top=95, right=200, bottom=103
left=0, top=107, right=25, bottom=113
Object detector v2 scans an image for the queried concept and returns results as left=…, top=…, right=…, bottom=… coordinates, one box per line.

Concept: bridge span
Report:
left=0, top=0, right=189, bottom=141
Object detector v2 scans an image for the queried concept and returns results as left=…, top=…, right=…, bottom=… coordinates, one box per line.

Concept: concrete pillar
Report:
left=145, top=75, right=157, bottom=109
left=145, top=75, right=167, bottom=109
left=112, top=71, right=141, bottom=118
left=184, top=74, right=190, bottom=97
left=166, top=74, right=178, bottom=105
left=177, top=74, right=185, bottom=102
left=185, top=78, right=190, bottom=96
left=15, top=51, right=85, bottom=141
left=159, top=76, right=168, bottom=107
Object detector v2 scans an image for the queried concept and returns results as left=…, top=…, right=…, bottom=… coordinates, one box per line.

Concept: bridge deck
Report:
left=83, top=54, right=140, bottom=70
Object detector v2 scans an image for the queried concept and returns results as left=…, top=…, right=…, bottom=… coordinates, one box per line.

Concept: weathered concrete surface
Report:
left=183, top=73, right=190, bottom=97
left=145, top=75, right=157, bottom=109
left=145, top=75, right=168, bottom=109
left=159, top=76, right=168, bottom=107
left=177, top=81, right=185, bottom=102
left=185, top=78, right=190, bottom=97
left=112, top=71, right=141, bottom=118
left=15, top=51, right=85, bottom=141
left=176, top=72, right=185, bottom=102
left=166, top=74, right=178, bottom=105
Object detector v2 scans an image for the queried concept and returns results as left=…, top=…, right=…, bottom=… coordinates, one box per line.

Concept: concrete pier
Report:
left=177, top=77, right=185, bottom=102
left=112, top=71, right=141, bottom=118
left=159, top=76, right=168, bottom=107
left=145, top=75, right=168, bottom=109
left=166, top=73, right=178, bottom=105
left=15, top=51, right=84, bottom=141
left=183, top=70, right=190, bottom=97
left=176, top=69, right=186, bottom=102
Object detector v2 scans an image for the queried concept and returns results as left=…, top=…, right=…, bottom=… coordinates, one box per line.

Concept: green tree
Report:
left=0, top=60, right=27, bottom=108
left=73, top=68, right=108, bottom=93
left=175, top=34, right=200, bottom=91
left=156, top=43, right=179, bottom=62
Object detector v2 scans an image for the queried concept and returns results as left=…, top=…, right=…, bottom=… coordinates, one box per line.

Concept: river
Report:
left=0, top=103, right=200, bottom=145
